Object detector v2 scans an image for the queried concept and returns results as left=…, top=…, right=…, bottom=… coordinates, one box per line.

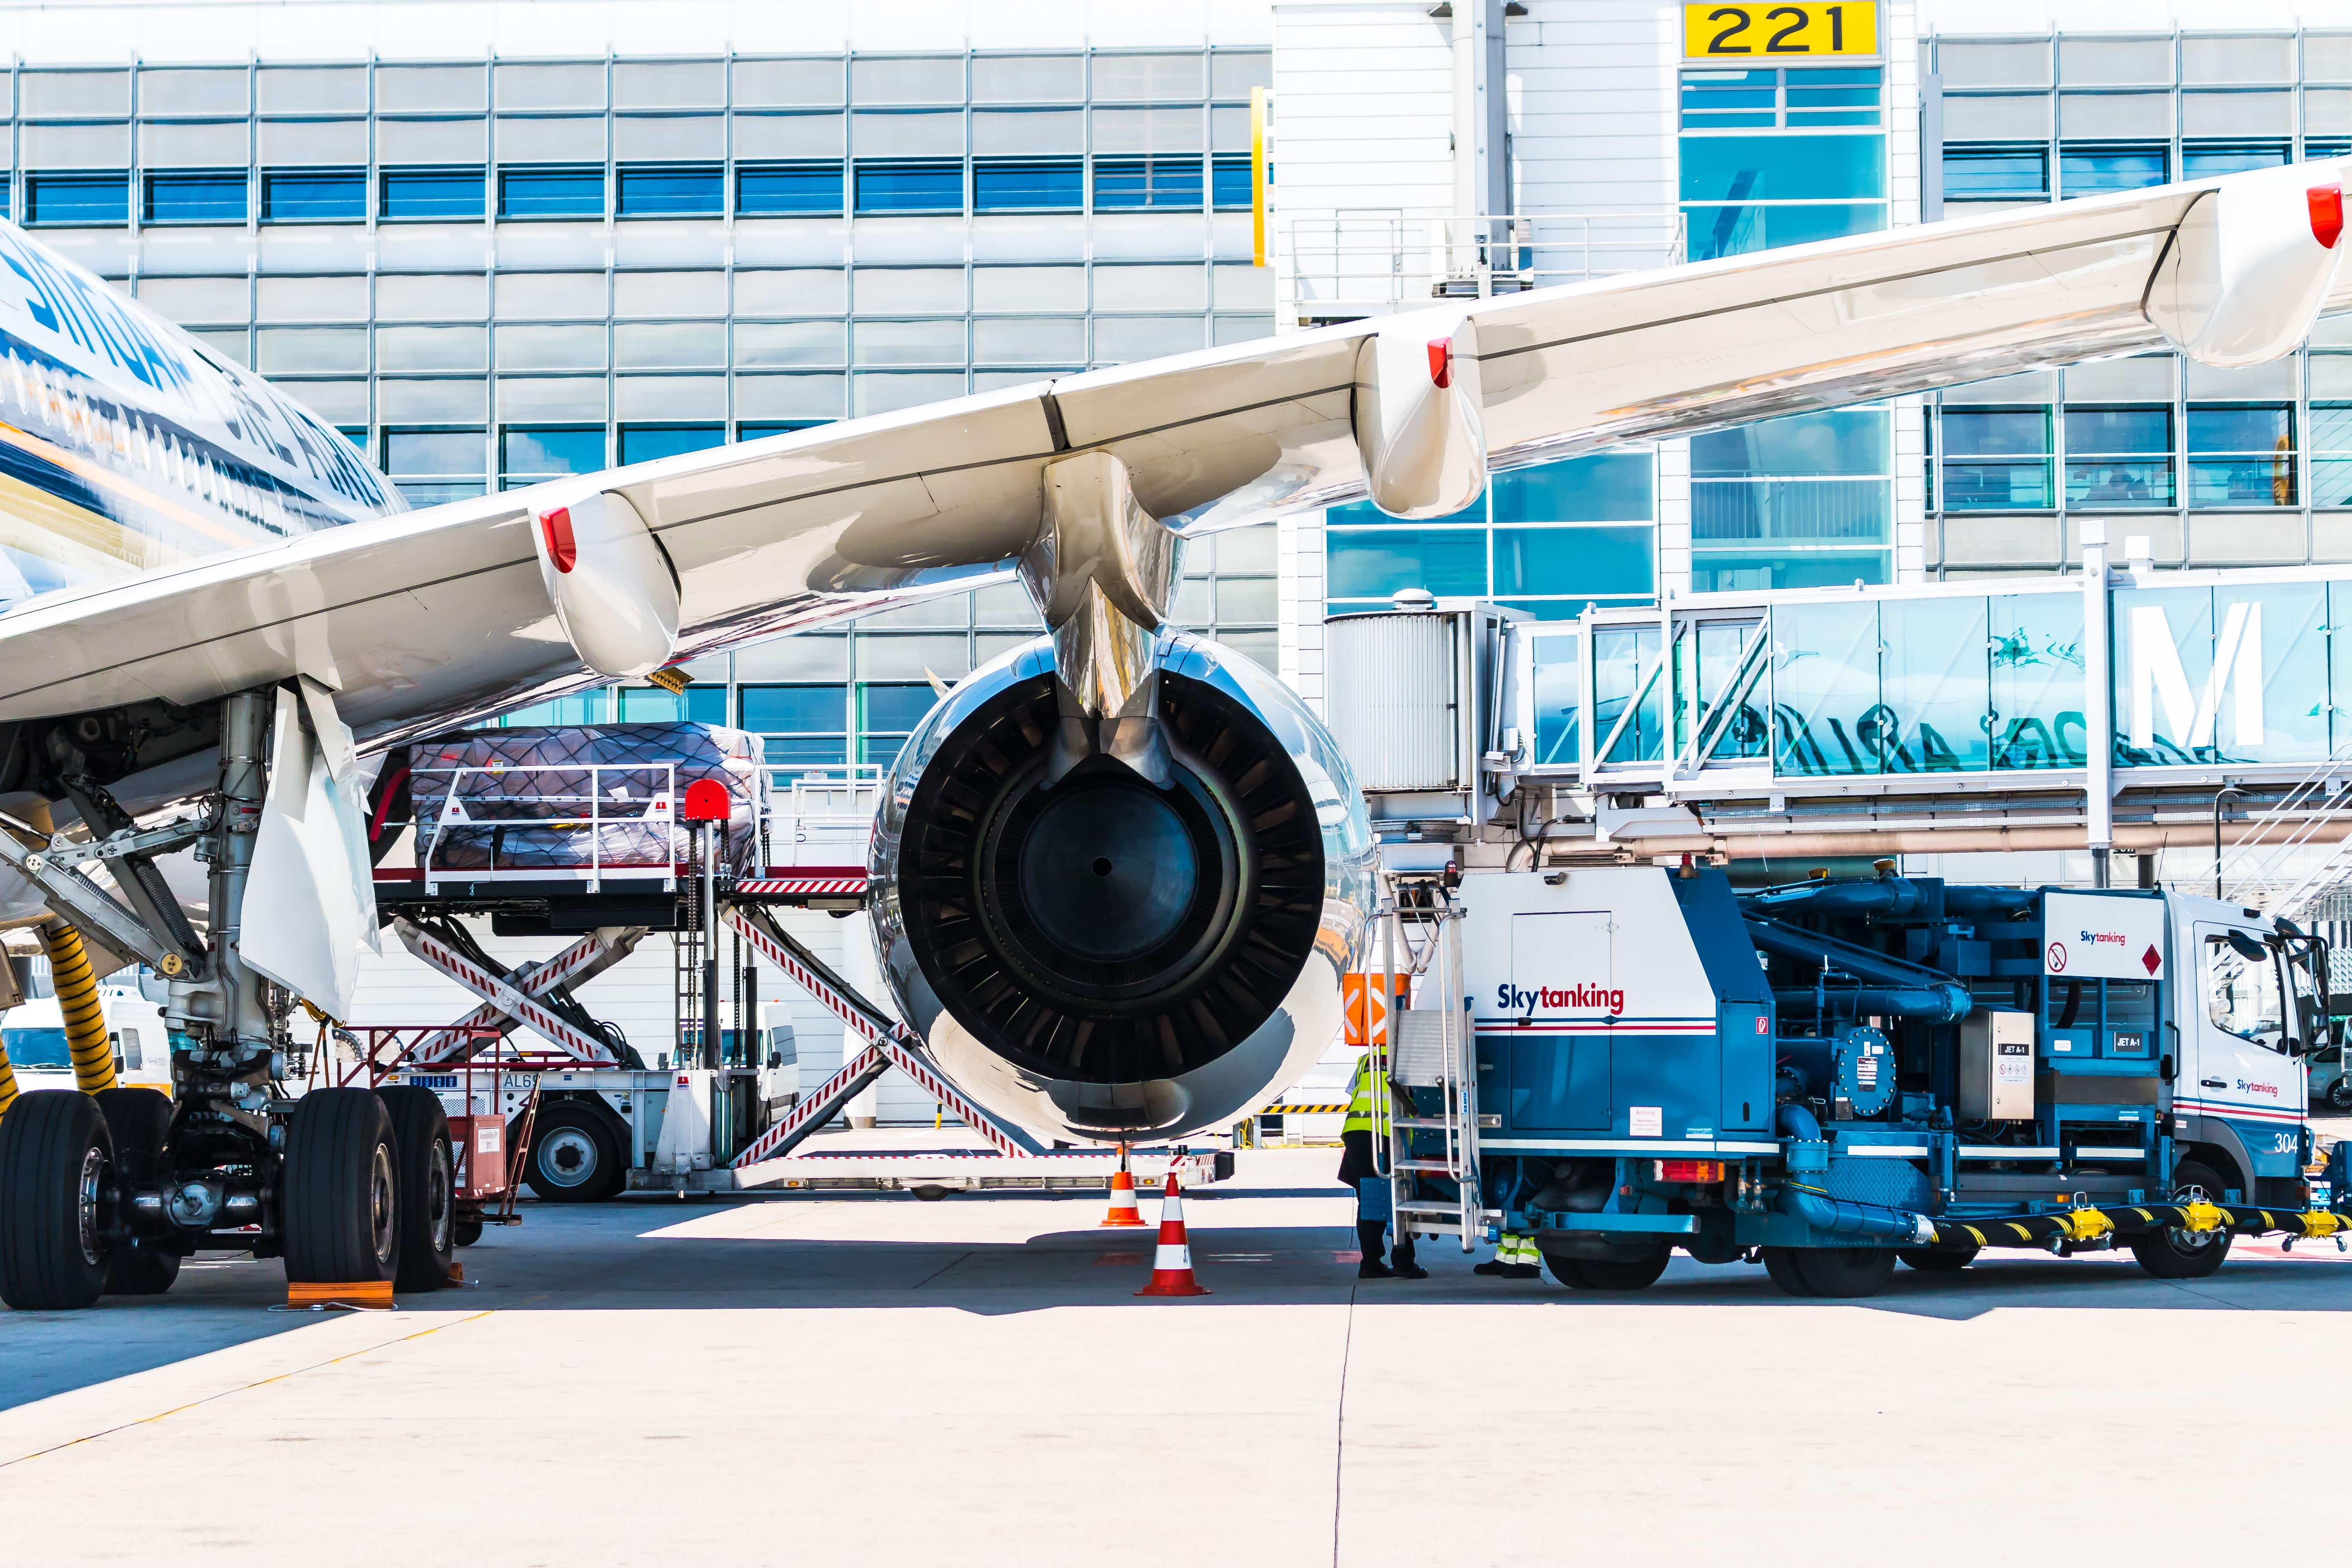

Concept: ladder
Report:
left=675, top=874, right=705, bottom=1066
left=1379, top=887, right=1485, bottom=1249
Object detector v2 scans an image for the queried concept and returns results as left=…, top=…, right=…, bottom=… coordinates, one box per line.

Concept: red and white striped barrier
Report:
left=735, top=876, right=868, bottom=899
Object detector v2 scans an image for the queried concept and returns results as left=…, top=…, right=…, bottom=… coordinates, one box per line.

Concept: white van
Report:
left=4, top=982, right=171, bottom=1093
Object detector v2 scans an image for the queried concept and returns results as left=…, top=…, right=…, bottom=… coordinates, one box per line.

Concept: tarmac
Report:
left=2, top=1141, right=2347, bottom=1567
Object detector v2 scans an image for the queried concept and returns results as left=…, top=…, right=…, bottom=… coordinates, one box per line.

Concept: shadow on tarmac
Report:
left=6, top=1184, right=2348, bottom=1413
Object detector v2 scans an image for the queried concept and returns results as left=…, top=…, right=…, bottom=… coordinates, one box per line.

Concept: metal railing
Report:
left=1281, top=210, right=1687, bottom=318
left=417, top=762, right=683, bottom=893
left=765, top=764, right=885, bottom=869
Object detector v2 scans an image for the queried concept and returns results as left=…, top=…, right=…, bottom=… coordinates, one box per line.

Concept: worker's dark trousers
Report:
left=1340, top=1129, right=1415, bottom=1269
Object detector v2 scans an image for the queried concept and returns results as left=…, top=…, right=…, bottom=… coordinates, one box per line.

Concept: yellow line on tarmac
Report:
left=3, top=1308, right=496, bottom=1468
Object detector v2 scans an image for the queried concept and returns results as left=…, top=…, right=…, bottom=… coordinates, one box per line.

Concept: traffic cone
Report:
left=1136, top=1170, right=1210, bottom=1297
left=1099, top=1166, right=1147, bottom=1227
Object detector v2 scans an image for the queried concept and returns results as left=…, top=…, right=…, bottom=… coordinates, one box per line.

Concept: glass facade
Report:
left=1926, top=28, right=2352, bottom=571
left=1678, top=66, right=1889, bottom=262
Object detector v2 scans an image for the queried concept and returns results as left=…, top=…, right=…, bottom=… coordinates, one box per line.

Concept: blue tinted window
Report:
left=1687, top=200, right=1884, bottom=260
left=1692, top=479, right=1890, bottom=541
left=384, top=428, right=484, bottom=475
left=24, top=173, right=129, bottom=226
left=1694, top=409, right=1890, bottom=477
left=1328, top=528, right=1486, bottom=599
left=381, top=167, right=485, bottom=220
left=143, top=170, right=246, bottom=224
left=501, top=426, right=604, bottom=476
left=498, top=694, right=606, bottom=726
left=618, top=164, right=724, bottom=217
left=499, top=166, right=605, bottom=218
left=861, top=683, right=938, bottom=734
left=1785, top=67, right=1884, bottom=127
left=0, top=188, right=9, bottom=219
left=1689, top=550, right=1889, bottom=592
left=1491, top=455, right=1654, bottom=523
left=618, top=685, right=727, bottom=724
left=855, top=161, right=963, bottom=214
left=1679, top=135, right=1885, bottom=201
left=1943, top=145, right=2047, bottom=199
left=2065, top=407, right=2171, bottom=455
left=2059, top=144, right=2168, bottom=195
left=974, top=159, right=1081, bottom=211
left=1211, top=154, right=1254, bottom=210
left=738, top=421, right=830, bottom=441
left=337, top=426, right=368, bottom=448
left=1493, top=526, right=1655, bottom=597
left=1681, top=68, right=1778, bottom=128
left=620, top=424, right=727, bottom=465
left=2183, top=142, right=2290, bottom=178
left=1324, top=495, right=1485, bottom=527
left=263, top=168, right=364, bottom=222
left=740, top=686, right=847, bottom=732
left=1095, top=157, right=1204, bottom=210
left=738, top=162, right=845, bottom=214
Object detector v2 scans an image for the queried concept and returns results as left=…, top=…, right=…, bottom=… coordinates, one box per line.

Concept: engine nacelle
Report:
left=869, top=631, right=1378, bottom=1144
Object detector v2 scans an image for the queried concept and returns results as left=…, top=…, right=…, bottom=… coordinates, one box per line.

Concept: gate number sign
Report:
left=1684, top=3, right=1877, bottom=57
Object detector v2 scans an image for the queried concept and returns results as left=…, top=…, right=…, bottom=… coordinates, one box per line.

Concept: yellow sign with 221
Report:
left=1684, top=2, right=1877, bottom=58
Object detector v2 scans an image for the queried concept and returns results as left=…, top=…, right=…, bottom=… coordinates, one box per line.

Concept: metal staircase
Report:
left=1378, top=882, right=1487, bottom=1249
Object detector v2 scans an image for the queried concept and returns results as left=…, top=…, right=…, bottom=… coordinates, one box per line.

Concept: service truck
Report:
left=1382, top=865, right=2349, bottom=1297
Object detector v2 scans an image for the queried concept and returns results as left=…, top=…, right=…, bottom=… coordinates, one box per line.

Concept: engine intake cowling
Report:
left=869, top=632, right=1376, bottom=1143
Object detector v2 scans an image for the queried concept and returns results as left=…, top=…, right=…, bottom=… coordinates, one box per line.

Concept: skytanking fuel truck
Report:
left=1384, top=866, right=2349, bottom=1297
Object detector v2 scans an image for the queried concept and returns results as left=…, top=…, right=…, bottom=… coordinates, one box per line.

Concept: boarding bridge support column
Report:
left=2084, top=521, right=2114, bottom=888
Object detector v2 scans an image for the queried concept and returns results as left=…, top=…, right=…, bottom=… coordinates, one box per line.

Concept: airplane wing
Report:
left=0, top=157, right=2339, bottom=750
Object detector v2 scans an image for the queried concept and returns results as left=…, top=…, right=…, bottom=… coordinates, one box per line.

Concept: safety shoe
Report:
left=1472, top=1259, right=1511, bottom=1276
left=1393, top=1257, right=1429, bottom=1279
left=1357, top=1258, right=1395, bottom=1280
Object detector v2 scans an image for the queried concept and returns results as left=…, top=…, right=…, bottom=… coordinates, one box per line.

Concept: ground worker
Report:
left=1340, top=1051, right=1424, bottom=1279
left=1474, top=1232, right=1542, bottom=1280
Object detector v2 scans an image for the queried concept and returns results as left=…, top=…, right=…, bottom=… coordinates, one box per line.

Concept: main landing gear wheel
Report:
left=94, top=1087, right=180, bottom=1297
left=0, top=1090, right=116, bottom=1311
left=2127, top=1160, right=2234, bottom=1280
left=523, top=1103, right=623, bottom=1202
left=379, top=1087, right=455, bottom=1293
left=1545, top=1250, right=1672, bottom=1291
left=1899, top=1245, right=1978, bottom=1273
left=1792, top=1247, right=1899, bottom=1298
left=281, top=1089, right=401, bottom=1287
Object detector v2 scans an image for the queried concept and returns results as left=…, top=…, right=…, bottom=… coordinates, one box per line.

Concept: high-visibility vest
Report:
left=1343, top=1056, right=1389, bottom=1136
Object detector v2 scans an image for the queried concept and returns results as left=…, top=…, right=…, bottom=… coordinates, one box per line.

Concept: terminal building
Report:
left=3, top=0, right=2344, bottom=1118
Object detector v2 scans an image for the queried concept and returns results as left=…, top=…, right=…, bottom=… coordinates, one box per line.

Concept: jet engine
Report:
left=868, top=631, right=1377, bottom=1144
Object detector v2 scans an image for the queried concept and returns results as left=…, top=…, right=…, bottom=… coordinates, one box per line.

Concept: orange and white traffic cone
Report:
left=1135, top=1169, right=1210, bottom=1297
left=1099, top=1160, right=1147, bottom=1228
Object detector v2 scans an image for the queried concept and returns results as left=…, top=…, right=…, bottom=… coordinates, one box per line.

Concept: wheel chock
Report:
left=446, top=1259, right=465, bottom=1284
left=285, top=1280, right=395, bottom=1309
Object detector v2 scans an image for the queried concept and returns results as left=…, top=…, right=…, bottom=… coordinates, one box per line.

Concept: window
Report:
left=500, top=426, right=604, bottom=486
left=738, top=420, right=830, bottom=441
left=1681, top=66, right=1883, bottom=130
left=618, top=684, right=727, bottom=724
left=2205, top=933, right=2285, bottom=1047
left=1210, top=154, right=1254, bottom=210
left=143, top=169, right=246, bottom=224
left=2059, top=144, right=2168, bottom=196
left=1094, top=156, right=1203, bottom=210
left=2182, top=141, right=2290, bottom=178
left=380, top=167, right=486, bottom=220
left=739, top=684, right=848, bottom=768
left=1327, top=529, right=1487, bottom=600
left=854, top=161, right=962, bottom=214
left=858, top=683, right=937, bottom=764
left=24, top=173, right=129, bottom=226
left=1942, top=145, right=2047, bottom=202
left=382, top=426, right=485, bottom=505
left=262, top=168, right=364, bottom=222
left=617, top=164, right=723, bottom=217
left=1678, top=132, right=1886, bottom=261
left=497, top=693, right=606, bottom=726
left=1691, top=408, right=1891, bottom=588
left=499, top=166, right=605, bottom=218
left=738, top=162, right=845, bottom=214
left=2187, top=404, right=2295, bottom=507
left=1490, top=455, right=1654, bottom=523
left=974, top=159, right=1081, bottom=211
left=619, top=424, right=726, bottom=465
left=1939, top=407, right=2052, bottom=510
left=1493, top=527, right=1654, bottom=598
left=2315, top=401, right=2352, bottom=508
left=2064, top=406, right=2174, bottom=507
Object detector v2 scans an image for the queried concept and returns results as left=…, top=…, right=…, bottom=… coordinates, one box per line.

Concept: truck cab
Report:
left=2168, top=893, right=2319, bottom=1203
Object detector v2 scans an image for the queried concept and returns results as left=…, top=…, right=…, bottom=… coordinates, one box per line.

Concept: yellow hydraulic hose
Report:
left=0, top=1029, right=16, bottom=1123
left=38, top=918, right=114, bottom=1095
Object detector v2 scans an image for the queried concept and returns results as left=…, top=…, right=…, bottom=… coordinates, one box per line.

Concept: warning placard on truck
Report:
left=2041, top=893, right=2166, bottom=981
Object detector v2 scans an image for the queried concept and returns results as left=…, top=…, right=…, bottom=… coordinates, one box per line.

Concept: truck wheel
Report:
left=524, top=1103, right=623, bottom=1201
left=0, top=1090, right=115, bottom=1310
left=1551, top=1250, right=1670, bottom=1291
left=379, top=1087, right=454, bottom=1293
left=1760, top=1245, right=1813, bottom=1296
left=94, top=1088, right=179, bottom=1297
left=281, top=1089, right=400, bottom=1286
left=1792, top=1247, right=1897, bottom=1298
left=1898, top=1245, right=1977, bottom=1272
left=2127, top=1160, right=2233, bottom=1280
